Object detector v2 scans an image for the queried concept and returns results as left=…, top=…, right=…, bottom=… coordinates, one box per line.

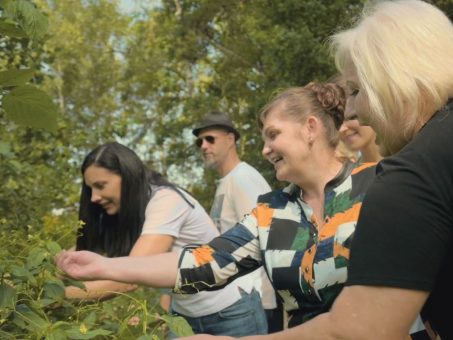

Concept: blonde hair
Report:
left=331, top=0, right=453, bottom=149
left=259, top=82, right=346, bottom=148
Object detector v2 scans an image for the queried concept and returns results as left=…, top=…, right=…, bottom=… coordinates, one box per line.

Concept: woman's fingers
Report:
left=55, top=250, right=67, bottom=269
left=55, top=250, right=81, bottom=277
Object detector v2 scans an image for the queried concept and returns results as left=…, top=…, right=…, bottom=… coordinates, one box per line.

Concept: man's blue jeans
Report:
left=172, top=289, right=268, bottom=337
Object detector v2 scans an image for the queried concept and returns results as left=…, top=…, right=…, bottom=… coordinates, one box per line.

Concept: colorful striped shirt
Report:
left=175, top=161, right=376, bottom=326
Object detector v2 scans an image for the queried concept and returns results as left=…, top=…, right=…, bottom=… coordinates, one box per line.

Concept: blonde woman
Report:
left=332, top=74, right=382, bottom=163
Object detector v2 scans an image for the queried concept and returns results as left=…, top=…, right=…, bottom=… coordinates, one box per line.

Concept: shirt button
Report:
left=307, top=248, right=312, bottom=254
left=304, top=267, right=310, bottom=273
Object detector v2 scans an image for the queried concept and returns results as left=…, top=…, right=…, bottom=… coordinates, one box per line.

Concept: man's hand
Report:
left=55, top=250, right=109, bottom=281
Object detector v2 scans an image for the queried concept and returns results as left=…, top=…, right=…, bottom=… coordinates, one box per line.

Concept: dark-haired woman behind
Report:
left=67, top=142, right=268, bottom=337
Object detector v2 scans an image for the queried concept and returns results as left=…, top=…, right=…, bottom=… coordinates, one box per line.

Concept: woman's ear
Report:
left=306, top=115, right=319, bottom=130
left=306, top=115, right=320, bottom=140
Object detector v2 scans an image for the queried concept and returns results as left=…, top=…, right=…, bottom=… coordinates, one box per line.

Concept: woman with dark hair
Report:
left=66, top=142, right=268, bottom=337
left=76, top=142, right=175, bottom=257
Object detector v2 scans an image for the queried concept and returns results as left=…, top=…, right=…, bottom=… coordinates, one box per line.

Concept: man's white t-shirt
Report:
left=210, top=162, right=271, bottom=233
left=210, top=162, right=277, bottom=309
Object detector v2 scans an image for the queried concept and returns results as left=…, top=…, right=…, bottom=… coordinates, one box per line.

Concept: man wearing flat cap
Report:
left=192, top=111, right=282, bottom=334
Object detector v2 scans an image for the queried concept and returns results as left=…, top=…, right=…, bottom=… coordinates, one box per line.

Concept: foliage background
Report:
left=1, top=0, right=451, bottom=338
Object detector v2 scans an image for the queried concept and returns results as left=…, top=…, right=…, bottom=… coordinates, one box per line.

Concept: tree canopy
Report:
left=1, top=0, right=451, bottom=338
left=2, top=0, right=451, bottom=223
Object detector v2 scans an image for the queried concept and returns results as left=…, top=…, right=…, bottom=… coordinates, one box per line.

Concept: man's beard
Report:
left=203, top=156, right=219, bottom=169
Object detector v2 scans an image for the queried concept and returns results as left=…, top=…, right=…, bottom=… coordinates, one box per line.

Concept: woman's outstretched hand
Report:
left=55, top=250, right=108, bottom=281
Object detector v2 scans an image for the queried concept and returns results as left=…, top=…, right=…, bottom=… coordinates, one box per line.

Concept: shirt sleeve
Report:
left=174, top=210, right=263, bottom=294
left=141, top=188, right=192, bottom=238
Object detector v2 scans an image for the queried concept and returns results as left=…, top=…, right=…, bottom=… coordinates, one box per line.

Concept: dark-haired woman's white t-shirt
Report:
left=142, top=187, right=218, bottom=252
left=141, top=186, right=243, bottom=317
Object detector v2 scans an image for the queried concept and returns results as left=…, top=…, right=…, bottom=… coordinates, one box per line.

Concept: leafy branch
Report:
left=0, top=0, right=57, bottom=131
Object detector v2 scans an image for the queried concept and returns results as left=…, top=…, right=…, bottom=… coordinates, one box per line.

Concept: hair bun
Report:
left=306, top=82, right=346, bottom=130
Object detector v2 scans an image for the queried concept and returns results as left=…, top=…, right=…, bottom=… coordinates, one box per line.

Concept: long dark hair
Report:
left=76, top=142, right=179, bottom=257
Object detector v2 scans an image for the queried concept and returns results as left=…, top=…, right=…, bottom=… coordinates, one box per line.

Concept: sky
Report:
left=119, top=0, right=158, bottom=14
left=119, top=0, right=138, bottom=13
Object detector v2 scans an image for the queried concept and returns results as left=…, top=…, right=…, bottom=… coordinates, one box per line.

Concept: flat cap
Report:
left=192, top=111, right=240, bottom=140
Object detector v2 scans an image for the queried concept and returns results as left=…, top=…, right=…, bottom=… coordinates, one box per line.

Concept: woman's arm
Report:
left=63, top=234, right=175, bottom=299
left=181, top=285, right=428, bottom=339
left=57, top=250, right=179, bottom=287
left=58, top=221, right=260, bottom=291
left=64, top=280, right=138, bottom=300
left=60, top=197, right=263, bottom=296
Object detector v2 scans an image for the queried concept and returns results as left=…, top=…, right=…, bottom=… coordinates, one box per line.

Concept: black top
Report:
left=346, top=100, right=453, bottom=337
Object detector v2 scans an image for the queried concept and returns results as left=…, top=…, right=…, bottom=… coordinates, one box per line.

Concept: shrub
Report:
left=0, top=216, right=193, bottom=339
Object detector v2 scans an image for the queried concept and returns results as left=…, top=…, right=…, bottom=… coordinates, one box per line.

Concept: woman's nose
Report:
left=91, top=191, right=101, bottom=203
left=262, top=144, right=271, bottom=158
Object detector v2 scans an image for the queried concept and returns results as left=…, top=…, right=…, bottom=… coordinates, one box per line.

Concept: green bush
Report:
left=0, top=216, right=193, bottom=339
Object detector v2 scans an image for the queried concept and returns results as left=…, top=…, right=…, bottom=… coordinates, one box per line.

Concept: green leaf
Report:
left=27, top=247, right=47, bottom=268
left=43, top=281, right=65, bottom=300
left=11, top=265, right=38, bottom=285
left=3, top=85, right=58, bottom=131
left=36, top=298, right=57, bottom=308
left=0, top=68, right=35, bottom=87
left=10, top=265, right=29, bottom=279
left=100, top=299, right=114, bottom=315
left=46, top=241, right=62, bottom=255
left=0, top=282, right=16, bottom=309
left=45, top=329, right=67, bottom=340
left=63, top=278, right=86, bottom=290
left=82, top=311, right=97, bottom=328
left=0, top=20, right=27, bottom=38
left=2, top=0, right=49, bottom=41
left=13, top=303, right=49, bottom=332
left=160, top=314, right=194, bottom=337
left=64, top=326, right=112, bottom=339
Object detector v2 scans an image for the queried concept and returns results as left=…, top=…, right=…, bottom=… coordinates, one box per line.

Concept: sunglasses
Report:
left=195, top=135, right=216, bottom=148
